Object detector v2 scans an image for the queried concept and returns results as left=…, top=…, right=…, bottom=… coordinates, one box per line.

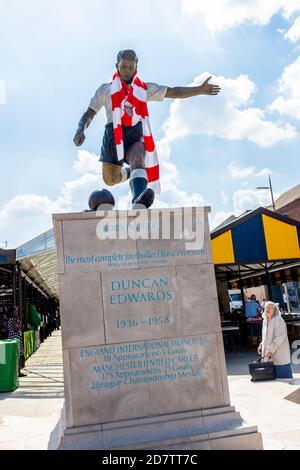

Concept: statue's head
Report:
left=116, top=49, right=138, bottom=82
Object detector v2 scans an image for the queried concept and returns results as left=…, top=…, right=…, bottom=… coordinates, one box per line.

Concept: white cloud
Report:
left=228, top=162, right=272, bottom=179
left=256, top=168, right=271, bottom=177
left=163, top=73, right=296, bottom=148
left=221, top=190, right=229, bottom=205
left=73, top=150, right=100, bottom=174
left=55, top=172, right=100, bottom=210
left=211, top=182, right=280, bottom=229
left=269, top=56, right=300, bottom=119
left=0, top=194, right=64, bottom=224
left=228, top=162, right=256, bottom=179
left=211, top=186, right=280, bottom=227
left=149, top=138, right=206, bottom=209
left=284, top=15, right=300, bottom=41
left=283, top=0, right=300, bottom=18
left=181, top=0, right=300, bottom=33
left=0, top=151, right=102, bottom=235
left=0, top=80, right=6, bottom=104
left=210, top=211, right=233, bottom=230
left=270, top=96, right=300, bottom=119
left=232, top=188, right=280, bottom=213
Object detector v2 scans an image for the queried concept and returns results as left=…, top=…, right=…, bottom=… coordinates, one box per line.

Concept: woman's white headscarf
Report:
left=262, top=301, right=281, bottom=319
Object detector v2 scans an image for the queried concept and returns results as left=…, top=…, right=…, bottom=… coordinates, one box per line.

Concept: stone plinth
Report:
left=53, top=207, right=262, bottom=449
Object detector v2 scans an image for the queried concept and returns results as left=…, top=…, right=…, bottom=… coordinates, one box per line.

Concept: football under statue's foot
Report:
left=132, top=187, right=155, bottom=209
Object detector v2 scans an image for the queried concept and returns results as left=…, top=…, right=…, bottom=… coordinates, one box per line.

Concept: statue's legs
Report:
left=101, top=140, right=155, bottom=208
left=102, top=162, right=130, bottom=186
left=126, top=142, right=155, bottom=208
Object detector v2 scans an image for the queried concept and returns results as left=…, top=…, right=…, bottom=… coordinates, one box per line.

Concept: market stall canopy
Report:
left=0, top=248, right=16, bottom=265
left=211, top=207, right=300, bottom=286
left=16, top=229, right=58, bottom=299
left=0, top=249, right=16, bottom=299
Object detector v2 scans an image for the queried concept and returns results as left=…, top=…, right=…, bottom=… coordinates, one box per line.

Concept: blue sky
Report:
left=1, top=0, right=300, bottom=247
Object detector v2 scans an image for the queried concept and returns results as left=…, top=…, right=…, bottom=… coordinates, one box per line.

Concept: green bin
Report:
left=24, top=330, right=36, bottom=360
left=28, top=304, right=41, bottom=330
left=0, top=339, right=19, bottom=392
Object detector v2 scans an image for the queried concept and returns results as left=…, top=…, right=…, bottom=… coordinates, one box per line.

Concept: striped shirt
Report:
left=88, top=82, right=168, bottom=123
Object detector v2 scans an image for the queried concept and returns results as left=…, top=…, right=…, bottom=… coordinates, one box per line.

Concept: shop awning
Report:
left=0, top=249, right=16, bottom=300
left=211, top=207, right=300, bottom=285
left=16, top=229, right=59, bottom=299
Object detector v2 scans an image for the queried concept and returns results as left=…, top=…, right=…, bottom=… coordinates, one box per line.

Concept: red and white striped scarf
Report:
left=110, top=71, right=160, bottom=193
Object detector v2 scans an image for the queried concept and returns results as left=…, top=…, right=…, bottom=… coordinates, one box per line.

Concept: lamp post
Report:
left=256, top=174, right=276, bottom=211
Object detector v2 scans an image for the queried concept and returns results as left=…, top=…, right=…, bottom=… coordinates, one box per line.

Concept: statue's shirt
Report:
left=88, top=82, right=168, bottom=123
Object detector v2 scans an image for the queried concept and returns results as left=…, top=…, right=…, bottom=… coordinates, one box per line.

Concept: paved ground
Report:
left=0, top=330, right=64, bottom=450
left=227, top=350, right=300, bottom=450
left=1, top=331, right=300, bottom=449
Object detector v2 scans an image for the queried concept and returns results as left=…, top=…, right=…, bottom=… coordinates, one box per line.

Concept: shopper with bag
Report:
left=257, top=301, right=293, bottom=379
left=7, top=306, right=27, bottom=377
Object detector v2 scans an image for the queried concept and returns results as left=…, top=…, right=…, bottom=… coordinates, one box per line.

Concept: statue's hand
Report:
left=73, top=130, right=86, bottom=146
left=200, top=76, right=221, bottom=96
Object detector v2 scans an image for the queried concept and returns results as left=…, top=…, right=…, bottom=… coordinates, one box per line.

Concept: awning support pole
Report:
left=283, top=283, right=292, bottom=314
left=12, top=264, right=17, bottom=306
left=265, top=268, right=273, bottom=301
left=238, top=266, right=246, bottom=315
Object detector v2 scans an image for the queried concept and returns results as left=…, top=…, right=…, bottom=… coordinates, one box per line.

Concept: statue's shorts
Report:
left=99, top=121, right=143, bottom=166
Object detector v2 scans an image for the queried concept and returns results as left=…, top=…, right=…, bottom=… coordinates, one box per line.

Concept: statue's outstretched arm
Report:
left=166, top=76, right=220, bottom=99
left=73, top=108, right=96, bottom=146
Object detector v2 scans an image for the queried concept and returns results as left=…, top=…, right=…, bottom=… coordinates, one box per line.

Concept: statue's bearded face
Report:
left=116, top=59, right=137, bottom=83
